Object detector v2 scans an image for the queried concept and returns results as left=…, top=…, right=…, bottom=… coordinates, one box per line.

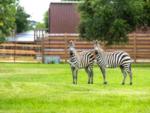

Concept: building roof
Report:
left=50, top=1, right=82, bottom=4
left=49, top=2, right=80, bottom=33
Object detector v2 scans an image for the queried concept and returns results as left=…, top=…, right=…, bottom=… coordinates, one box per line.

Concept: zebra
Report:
left=68, top=41, right=95, bottom=84
left=93, top=41, right=133, bottom=85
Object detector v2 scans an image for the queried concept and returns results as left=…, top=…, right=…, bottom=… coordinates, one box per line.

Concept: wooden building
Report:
left=49, top=1, right=80, bottom=33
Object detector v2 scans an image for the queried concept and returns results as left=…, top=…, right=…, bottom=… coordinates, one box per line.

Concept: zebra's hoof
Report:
left=73, top=82, right=77, bottom=85
left=122, top=82, right=125, bottom=85
left=130, top=82, right=132, bottom=85
left=104, top=82, right=107, bottom=85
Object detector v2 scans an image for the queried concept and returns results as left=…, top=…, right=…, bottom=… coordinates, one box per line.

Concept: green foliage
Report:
left=0, top=0, right=17, bottom=41
left=0, top=0, right=30, bottom=40
left=35, top=22, right=45, bottom=29
left=0, top=30, right=6, bottom=43
left=0, top=31, right=6, bottom=43
left=43, top=11, right=49, bottom=31
left=0, top=63, right=150, bottom=113
left=142, top=0, right=150, bottom=27
left=79, top=0, right=149, bottom=44
left=15, top=6, right=30, bottom=33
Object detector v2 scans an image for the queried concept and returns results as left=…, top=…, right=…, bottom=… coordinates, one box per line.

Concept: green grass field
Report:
left=0, top=63, right=149, bottom=113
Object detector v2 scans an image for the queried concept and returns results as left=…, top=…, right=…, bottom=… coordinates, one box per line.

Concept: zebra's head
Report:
left=68, top=40, right=76, bottom=56
left=93, top=40, right=103, bottom=54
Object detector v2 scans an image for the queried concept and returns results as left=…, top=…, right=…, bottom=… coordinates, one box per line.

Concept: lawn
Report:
left=0, top=63, right=149, bottom=113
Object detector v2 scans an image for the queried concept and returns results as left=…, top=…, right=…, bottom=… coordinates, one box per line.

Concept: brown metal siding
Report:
left=49, top=3, right=80, bottom=33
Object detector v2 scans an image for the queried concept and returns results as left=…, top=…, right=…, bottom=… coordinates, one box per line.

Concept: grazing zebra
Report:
left=94, top=41, right=133, bottom=85
left=68, top=41, right=95, bottom=84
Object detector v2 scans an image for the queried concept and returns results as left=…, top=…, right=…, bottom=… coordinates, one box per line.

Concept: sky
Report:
left=20, top=0, right=61, bottom=22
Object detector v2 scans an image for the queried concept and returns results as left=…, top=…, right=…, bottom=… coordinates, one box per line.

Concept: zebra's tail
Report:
left=130, top=59, right=134, bottom=63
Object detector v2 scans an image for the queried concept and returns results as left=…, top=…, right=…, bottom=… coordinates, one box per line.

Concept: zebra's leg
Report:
left=71, top=67, right=75, bottom=84
left=85, top=67, right=91, bottom=84
left=71, top=67, right=78, bottom=84
left=90, top=68, right=94, bottom=84
left=120, top=65, right=127, bottom=85
left=88, top=66, right=94, bottom=84
left=127, top=64, right=133, bottom=85
left=100, top=67, right=107, bottom=84
left=75, top=70, right=78, bottom=84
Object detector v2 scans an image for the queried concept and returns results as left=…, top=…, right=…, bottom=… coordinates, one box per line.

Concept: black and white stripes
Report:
left=94, top=41, right=133, bottom=85
left=68, top=40, right=133, bottom=85
left=68, top=41, right=95, bottom=84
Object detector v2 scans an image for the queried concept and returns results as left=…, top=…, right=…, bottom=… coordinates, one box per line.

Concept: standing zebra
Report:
left=68, top=41, right=95, bottom=84
left=94, top=41, right=133, bottom=85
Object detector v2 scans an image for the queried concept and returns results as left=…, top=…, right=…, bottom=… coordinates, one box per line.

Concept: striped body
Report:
left=94, top=41, right=133, bottom=85
left=96, top=51, right=133, bottom=71
left=68, top=41, right=95, bottom=84
left=69, top=50, right=95, bottom=69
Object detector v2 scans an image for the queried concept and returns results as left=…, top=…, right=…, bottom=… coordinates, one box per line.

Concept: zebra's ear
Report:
left=66, top=40, right=70, bottom=45
left=69, top=40, right=75, bottom=47
left=94, top=40, right=99, bottom=45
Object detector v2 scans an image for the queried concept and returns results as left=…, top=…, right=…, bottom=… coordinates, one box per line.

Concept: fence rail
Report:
left=0, top=33, right=150, bottom=63
left=45, top=33, right=150, bottom=63
left=0, top=41, right=37, bottom=62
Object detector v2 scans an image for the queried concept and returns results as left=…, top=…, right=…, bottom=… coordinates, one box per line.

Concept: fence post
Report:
left=133, top=33, right=137, bottom=63
left=13, top=29, right=16, bottom=63
left=64, top=33, right=68, bottom=63
left=41, top=30, right=45, bottom=64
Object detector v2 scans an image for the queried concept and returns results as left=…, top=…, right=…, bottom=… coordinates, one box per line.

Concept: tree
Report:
left=43, top=11, right=49, bottom=31
left=79, top=0, right=150, bottom=45
left=15, top=6, right=30, bottom=33
left=35, top=22, right=45, bottom=29
left=0, top=0, right=18, bottom=42
left=142, top=0, right=150, bottom=27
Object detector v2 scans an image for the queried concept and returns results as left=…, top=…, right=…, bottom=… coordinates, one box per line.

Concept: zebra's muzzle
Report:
left=95, top=50, right=98, bottom=55
left=70, top=51, right=74, bottom=56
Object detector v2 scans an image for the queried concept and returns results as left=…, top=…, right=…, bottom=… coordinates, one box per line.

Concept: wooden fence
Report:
left=44, top=33, right=150, bottom=63
left=0, top=41, right=38, bottom=62
left=0, top=33, right=149, bottom=63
